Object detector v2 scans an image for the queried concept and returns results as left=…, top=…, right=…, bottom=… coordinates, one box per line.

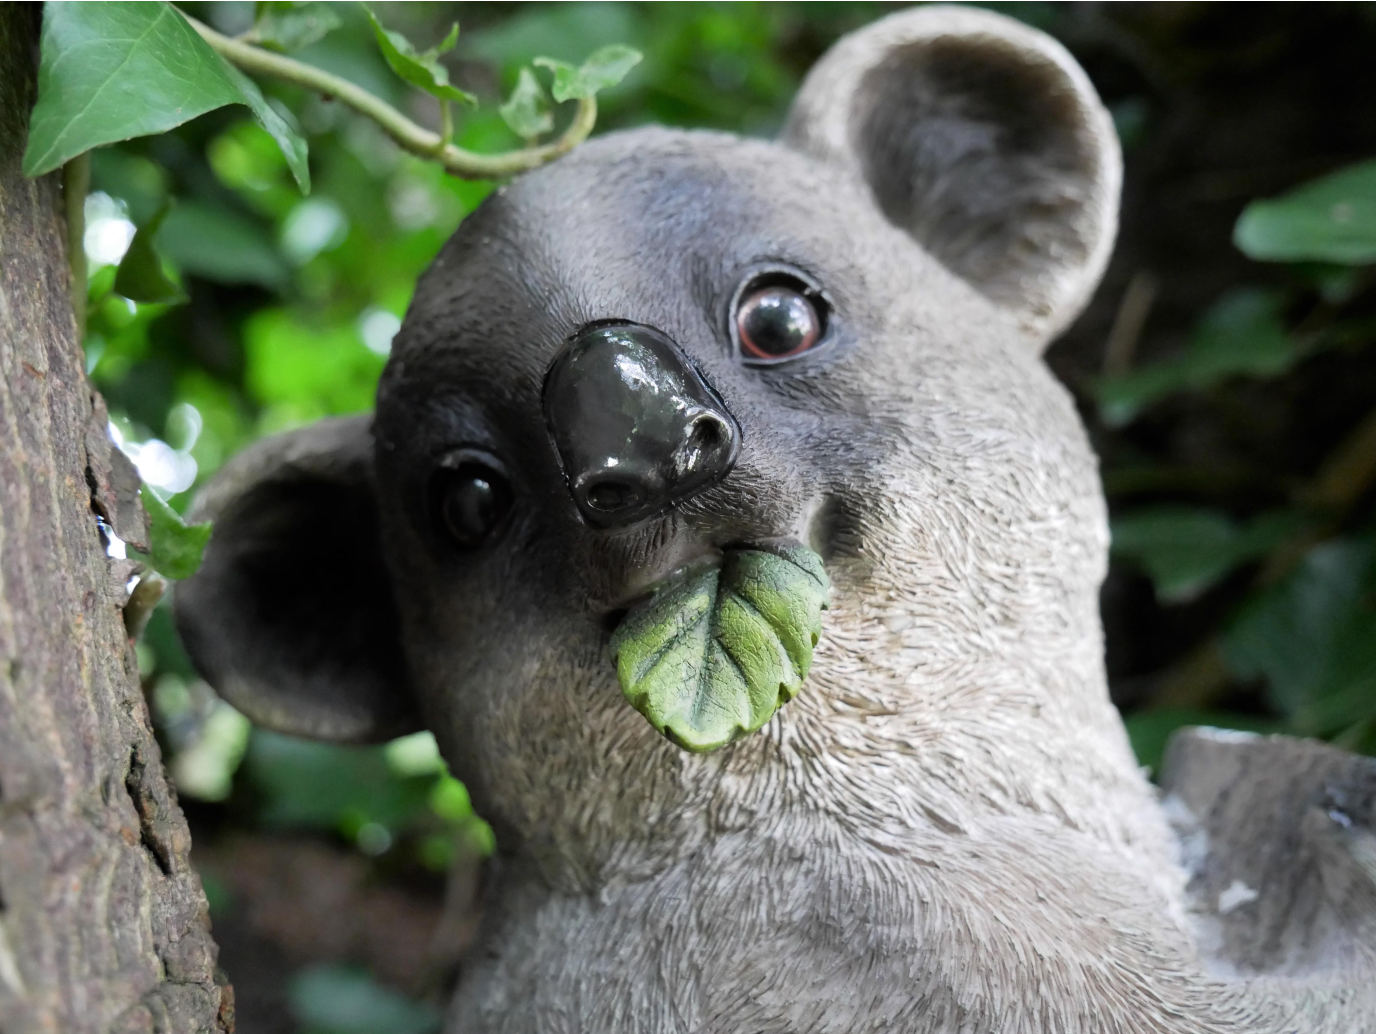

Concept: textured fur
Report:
left=176, top=7, right=1376, bottom=1031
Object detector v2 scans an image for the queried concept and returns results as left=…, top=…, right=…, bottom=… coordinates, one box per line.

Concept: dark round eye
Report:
left=434, top=462, right=513, bottom=549
left=735, top=284, right=823, bottom=362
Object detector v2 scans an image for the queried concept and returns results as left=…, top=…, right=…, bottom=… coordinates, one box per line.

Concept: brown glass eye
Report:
left=735, top=285, right=822, bottom=362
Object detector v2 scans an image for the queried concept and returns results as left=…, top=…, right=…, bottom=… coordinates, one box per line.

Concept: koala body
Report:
left=179, top=7, right=1376, bottom=1032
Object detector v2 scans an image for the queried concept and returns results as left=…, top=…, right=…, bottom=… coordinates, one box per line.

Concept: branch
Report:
left=186, top=16, right=597, bottom=180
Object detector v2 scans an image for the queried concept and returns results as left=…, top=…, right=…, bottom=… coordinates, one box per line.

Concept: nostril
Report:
left=584, top=480, right=644, bottom=513
left=688, top=416, right=723, bottom=450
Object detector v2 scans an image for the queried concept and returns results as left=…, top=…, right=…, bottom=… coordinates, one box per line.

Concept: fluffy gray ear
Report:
left=784, top=4, right=1120, bottom=345
left=175, top=415, right=420, bottom=744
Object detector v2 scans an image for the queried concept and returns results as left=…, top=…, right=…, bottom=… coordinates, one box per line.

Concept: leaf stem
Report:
left=438, top=100, right=453, bottom=152
left=184, top=14, right=597, bottom=179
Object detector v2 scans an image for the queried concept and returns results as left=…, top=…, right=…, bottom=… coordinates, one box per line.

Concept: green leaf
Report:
left=499, top=68, right=554, bottom=141
left=1235, top=159, right=1376, bottom=265
left=114, top=205, right=186, bottom=305
left=244, top=731, right=433, bottom=831
left=131, top=485, right=212, bottom=581
left=289, top=965, right=440, bottom=1034
left=534, top=44, right=642, bottom=103
left=1095, top=289, right=1295, bottom=426
left=24, top=2, right=309, bottom=191
left=365, top=9, right=475, bottom=106
left=1110, top=506, right=1305, bottom=603
left=222, top=63, right=311, bottom=193
left=251, top=1, right=341, bottom=51
left=1224, top=537, right=1376, bottom=736
left=157, top=202, right=289, bottom=289
left=609, top=544, right=829, bottom=753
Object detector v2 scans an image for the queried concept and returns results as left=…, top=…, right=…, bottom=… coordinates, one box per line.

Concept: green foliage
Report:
left=114, top=205, right=186, bottom=305
left=158, top=201, right=289, bottom=289
left=499, top=68, right=553, bottom=142
left=37, top=2, right=1376, bottom=1012
left=25, top=1, right=310, bottom=190
left=1095, top=289, right=1296, bottom=426
left=535, top=45, right=643, bottom=103
left=1225, top=538, right=1376, bottom=739
left=1111, top=506, right=1305, bottom=602
left=289, top=965, right=440, bottom=1034
left=251, top=2, right=342, bottom=52
left=365, top=9, right=474, bottom=106
left=131, top=485, right=212, bottom=580
left=611, top=546, right=829, bottom=752
left=242, top=729, right=490, bottom=862
left=1235, top=159, right=1376, bottom=265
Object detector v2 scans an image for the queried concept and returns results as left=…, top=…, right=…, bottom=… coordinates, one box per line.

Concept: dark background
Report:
left=79, top=4, right=1376, bottom=1030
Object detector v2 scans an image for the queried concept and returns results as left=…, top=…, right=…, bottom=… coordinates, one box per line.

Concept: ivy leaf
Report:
left=114, top=204, right=186, bottom=305
left=1224, top=537, right=1376, bottom=737
left=365, top=9, right=475, bottom=106
left=1094, top=289, right=1295, bottom=426
left=24, top=2, right=310, bottom=192
left=251, top=1, right=341, bottom=52
left=1110, top=506, right=1307, bottom=603
left=131, top=486, right=212, bottom=581
left=499, top=68, right=554, bottom=142
left=1235, top=159, right=1376, bottom=265
left=534, top=45, right=642, bottom=104
left=609, top=544, right=829, bottom=753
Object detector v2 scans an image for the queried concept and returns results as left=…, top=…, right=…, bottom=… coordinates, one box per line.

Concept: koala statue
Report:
left=177, top=6, right=1376, bottom=1032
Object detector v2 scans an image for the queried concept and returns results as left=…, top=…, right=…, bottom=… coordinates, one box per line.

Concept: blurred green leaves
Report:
left=1108, top=155, right=1376, bottom=767
left=1236, top=159, right=1376, bottom=265
left=290, top=965, right=440, bottom=1034
left=250, top=2, right=342, bottom=53
left=1111, top=507, right=1305, bottom=602
left=25, top=1, right=310, bottom=190
left=1096, top=289, right=1296, bottom=426
left=243, top=730, right=491, bottom=866
left=132, top=484, right=212, bottom=580
left=1225, top=538, right=1376, bottom=741
left=114, top=205, right=186, bottom=305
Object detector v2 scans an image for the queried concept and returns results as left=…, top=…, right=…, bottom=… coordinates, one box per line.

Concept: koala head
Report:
left=177, top=7, right=1137, bottom=885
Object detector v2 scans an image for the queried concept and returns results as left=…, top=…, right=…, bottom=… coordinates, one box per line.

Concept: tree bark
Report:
left=0, top=7, right=228, bottom=1032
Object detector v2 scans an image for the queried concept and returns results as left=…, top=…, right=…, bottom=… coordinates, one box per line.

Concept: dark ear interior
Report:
left=175, top=416, right=420, bottom=743
left=784, top=6, right=1120, bottom=343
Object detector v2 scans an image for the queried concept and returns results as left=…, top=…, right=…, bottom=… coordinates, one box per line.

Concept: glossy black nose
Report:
left=544, top=323, right=741, bottom=529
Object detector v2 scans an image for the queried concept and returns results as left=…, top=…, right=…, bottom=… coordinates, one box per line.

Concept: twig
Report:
left=185, top=15, right=597, bottom=180
left=1102, top=271, right=1158, bottom=376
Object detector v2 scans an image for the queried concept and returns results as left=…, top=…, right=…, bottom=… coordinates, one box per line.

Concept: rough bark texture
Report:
left=0, top=7, right=228, bottom=1032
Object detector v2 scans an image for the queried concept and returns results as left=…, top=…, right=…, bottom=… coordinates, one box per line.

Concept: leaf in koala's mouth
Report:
left=609, top=543, right=829, bottom=753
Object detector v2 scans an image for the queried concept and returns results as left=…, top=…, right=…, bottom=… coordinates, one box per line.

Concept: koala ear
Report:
left=784, top=5, right=1121, bottom=345
left=174, top=415, right=420, bottom=744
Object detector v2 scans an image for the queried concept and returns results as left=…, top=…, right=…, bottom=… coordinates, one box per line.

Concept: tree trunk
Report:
left=0, top=7, right=228, bottom=1032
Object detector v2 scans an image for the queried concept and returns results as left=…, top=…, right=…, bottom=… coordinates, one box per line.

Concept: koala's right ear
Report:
left=784, top=4, right=1121, bottom=345
left=175, top=415, right=421, bottom=744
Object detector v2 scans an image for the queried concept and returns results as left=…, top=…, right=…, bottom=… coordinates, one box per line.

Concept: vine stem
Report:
left=63, top=152, right=89, bottom=341
left=185, top=15, right=596, bottom=179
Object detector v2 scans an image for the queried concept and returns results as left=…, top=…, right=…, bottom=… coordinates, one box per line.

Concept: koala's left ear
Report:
left=174, top=415, right=421, bottom=744
left=784, top=4, right=1121, bottom=346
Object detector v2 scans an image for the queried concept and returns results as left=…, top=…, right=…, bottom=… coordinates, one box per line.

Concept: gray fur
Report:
left=175, top=7, right=1376, bottom=1031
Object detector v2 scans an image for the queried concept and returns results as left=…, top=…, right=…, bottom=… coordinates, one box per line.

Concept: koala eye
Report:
left=432, top=459, right=513, bottom=550
left=732, top=274, right=827, bottom=364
